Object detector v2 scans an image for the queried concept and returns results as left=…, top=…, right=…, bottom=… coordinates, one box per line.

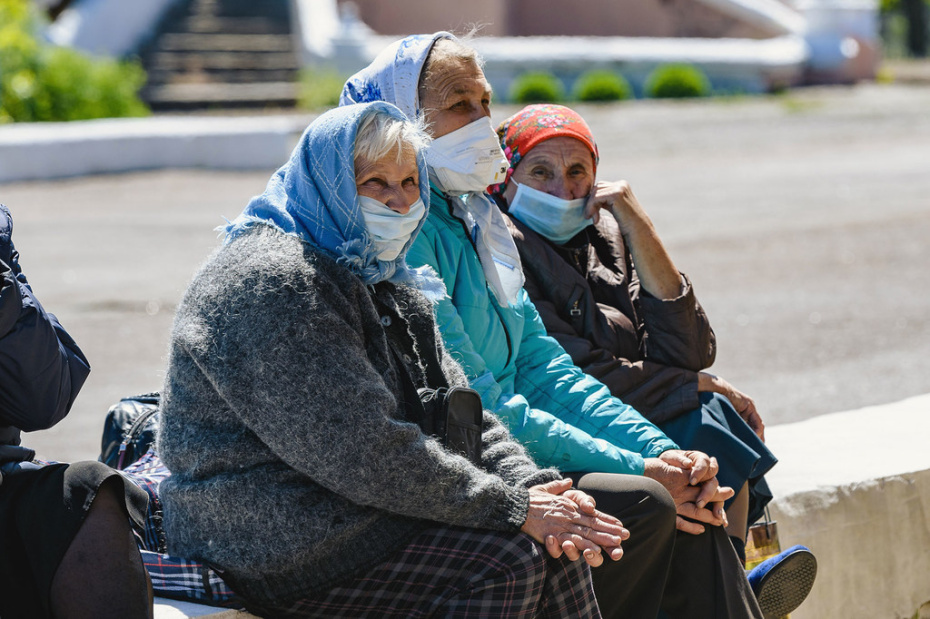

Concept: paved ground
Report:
left=3, top=82, right=929, bottom=462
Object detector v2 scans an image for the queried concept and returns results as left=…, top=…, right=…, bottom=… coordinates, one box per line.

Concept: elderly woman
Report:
left=491, top=104, right=780, bottom=554
left=158, top=102, right=624, bottom=618
left=341, top=33, right=775, bottom=619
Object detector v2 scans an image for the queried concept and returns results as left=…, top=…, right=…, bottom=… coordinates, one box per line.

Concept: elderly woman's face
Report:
left=503, top=137, right=595, bottom=204
left=419, top=58, right=493, bottom=138
left=355, top=146, right=421, bottom=214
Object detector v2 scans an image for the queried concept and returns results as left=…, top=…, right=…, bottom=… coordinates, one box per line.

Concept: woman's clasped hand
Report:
left=523, top=478, right=629, bottom=566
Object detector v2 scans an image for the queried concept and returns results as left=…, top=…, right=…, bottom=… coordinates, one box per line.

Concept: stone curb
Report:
left=765, top=393, right=930, bottom=619
left=0, top=116, right=313, bottom=184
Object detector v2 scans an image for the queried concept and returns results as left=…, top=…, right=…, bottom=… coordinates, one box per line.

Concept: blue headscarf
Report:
left=340, top=32, right=454, bottom=120
left=223, top=102, right=441, bottom=293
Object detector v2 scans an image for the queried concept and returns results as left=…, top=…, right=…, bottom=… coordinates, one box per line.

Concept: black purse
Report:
left=99, top=392, right=160, bottom=469
left=391, top=347, right=483, bottom=467
left=416, top=386, right=483, bottom=466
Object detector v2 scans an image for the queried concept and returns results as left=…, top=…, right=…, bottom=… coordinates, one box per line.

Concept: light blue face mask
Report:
left=507, top=182, right=591, bottom=244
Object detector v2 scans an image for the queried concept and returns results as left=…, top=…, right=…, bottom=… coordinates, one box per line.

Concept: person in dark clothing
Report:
left=490, top=104, right=778, bottom=551
left=491, top=105, right=817, bottom=617
left=0, top=203, right=151, bottom=619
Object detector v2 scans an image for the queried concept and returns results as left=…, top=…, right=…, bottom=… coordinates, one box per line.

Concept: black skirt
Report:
left=0, top=460, right=148, bottom=619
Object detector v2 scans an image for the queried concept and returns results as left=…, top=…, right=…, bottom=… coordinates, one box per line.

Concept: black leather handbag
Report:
left=99, top=392, right=160, bottom=470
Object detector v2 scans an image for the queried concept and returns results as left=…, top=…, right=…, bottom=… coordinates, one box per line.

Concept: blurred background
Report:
left=4, top=0, right=928, bottom=116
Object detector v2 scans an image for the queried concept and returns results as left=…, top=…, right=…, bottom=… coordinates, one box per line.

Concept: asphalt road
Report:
left=3, top=82, right=929, bottom=462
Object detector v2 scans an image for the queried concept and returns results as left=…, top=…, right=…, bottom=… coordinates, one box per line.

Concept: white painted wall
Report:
left=45, top=0, right=182, bottom=57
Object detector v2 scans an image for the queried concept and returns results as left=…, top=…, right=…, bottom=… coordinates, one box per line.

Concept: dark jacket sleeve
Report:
left=523, top=269, right=702, bottom=425
left=633, top=272, right=716, bottom=373
left=0, top=209, right=90, bottom=432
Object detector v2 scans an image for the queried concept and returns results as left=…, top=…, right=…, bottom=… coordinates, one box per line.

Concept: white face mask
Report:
left=507, top=182, right=591, bottom=244
left=425, top=117, right=509, bottom=194
left=358, top=195, right=425, bottom=261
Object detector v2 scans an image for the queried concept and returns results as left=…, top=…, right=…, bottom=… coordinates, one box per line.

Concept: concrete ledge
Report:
left=0, top=115, right=312, bottom=183
left=765, top=393, right=930, bottom=619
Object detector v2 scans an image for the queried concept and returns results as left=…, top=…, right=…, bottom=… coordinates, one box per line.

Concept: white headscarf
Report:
left=341, top=33, right=525, bottom=306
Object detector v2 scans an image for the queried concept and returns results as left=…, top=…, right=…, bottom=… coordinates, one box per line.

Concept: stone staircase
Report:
left=140, top=0, right=300, bottom=111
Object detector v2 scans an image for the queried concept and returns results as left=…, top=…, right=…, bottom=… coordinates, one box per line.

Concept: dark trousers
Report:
left=571, top=473, right=763, bottom=619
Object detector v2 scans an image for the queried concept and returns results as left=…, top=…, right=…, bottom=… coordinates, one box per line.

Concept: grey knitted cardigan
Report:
left=159, top=225, right=560, bottom=606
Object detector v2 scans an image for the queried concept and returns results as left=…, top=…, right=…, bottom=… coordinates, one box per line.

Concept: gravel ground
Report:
left=3, top=82, right=929, bottom=462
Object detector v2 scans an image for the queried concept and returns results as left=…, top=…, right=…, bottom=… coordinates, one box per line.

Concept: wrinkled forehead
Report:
left=420, top=57, right=489, bottom=104
left=519, top=136, right=596, bottom=170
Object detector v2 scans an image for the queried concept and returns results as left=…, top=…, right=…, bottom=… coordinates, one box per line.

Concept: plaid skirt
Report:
left=248, top=526, right=601, bottom=619
left=120, top=449, right=598, bottom=617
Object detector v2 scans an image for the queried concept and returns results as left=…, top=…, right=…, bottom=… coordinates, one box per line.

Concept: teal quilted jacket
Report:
left=407, top=186, right=677, bottom=475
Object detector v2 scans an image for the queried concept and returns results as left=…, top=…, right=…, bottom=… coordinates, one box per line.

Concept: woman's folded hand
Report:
left=520, top=478, right=629, bottom=566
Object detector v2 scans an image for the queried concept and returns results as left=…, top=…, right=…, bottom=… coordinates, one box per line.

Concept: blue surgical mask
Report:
left=507, top=182, right=591, bottom=244
left=358, top=195, right=426, bottom=261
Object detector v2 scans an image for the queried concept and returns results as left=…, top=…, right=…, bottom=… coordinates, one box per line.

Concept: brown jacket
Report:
left=506, top=212, right=716, bottom=425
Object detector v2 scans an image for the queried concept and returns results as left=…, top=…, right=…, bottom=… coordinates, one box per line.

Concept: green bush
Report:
left=573, top=70, right=632, bottom=102
left=509, top=71, right=564, bottom=103
left=0, top=0, right=148, bottom=123
left=297, top=67, right=345, bottom=110
left=644, top=64, right=712, bottom=99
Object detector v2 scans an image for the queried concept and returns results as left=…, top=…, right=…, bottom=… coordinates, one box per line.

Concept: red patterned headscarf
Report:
left=491, top=104, right=599, bottom=195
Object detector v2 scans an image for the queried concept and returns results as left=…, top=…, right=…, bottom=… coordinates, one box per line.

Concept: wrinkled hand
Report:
left=699, top=372, right=765, bottom=441
left=583, top=180, right=649, bottom=236
left=521, top=479, right=628, bottom=566
left=643, top=450, right=734, bottom=535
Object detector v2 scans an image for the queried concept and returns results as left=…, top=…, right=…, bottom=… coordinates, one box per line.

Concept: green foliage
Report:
left=297, top=67, right=345, bottom=110
left=644, top=64, right=712, bottom=99
left=509, top=71, right=564, bottom=104
left=573, top=70, right=632, bottom=102
left=0, top=0, right=148, bottom=123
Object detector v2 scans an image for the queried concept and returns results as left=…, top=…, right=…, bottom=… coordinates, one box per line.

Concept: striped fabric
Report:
left=140, top=550, right=242, bottom=607
left=120, top=448, right=243, bottom=608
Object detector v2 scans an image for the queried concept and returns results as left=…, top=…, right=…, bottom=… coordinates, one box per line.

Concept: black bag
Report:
left=391, top=347, right=483, bottom=466
left=99, top=392, right=160, bottom=470
left=417, top=386, right=483, bottom=466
